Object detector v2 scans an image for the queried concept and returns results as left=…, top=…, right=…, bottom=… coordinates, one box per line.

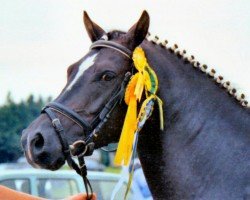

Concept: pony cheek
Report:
left=85, top=95, right=110, bottom=115
left=66, top=125, right=86, bottom=143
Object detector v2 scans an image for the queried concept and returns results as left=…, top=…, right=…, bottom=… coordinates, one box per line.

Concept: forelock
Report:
left=107, top=30, right=126, bottom=40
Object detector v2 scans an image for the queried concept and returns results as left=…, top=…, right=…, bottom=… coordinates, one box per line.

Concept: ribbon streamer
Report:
left=113, top=47, right=164, bottom=200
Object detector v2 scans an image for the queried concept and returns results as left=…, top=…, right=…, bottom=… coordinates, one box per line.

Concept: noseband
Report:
left=41, top=39, right=132, bottom=199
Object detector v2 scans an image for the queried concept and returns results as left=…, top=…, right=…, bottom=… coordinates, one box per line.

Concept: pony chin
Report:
left=23, top=150, right=65, bottom=171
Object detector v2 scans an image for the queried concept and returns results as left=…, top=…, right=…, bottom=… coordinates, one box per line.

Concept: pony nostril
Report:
left=32, top=133, right=45, bottom=151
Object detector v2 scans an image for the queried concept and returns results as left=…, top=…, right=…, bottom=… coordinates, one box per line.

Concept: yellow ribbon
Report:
left=114, top=47, right=164, bottom=166
left=114, top=75, right=138, bottom=165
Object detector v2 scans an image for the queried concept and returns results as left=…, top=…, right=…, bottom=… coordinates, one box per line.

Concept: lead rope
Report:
left=68, top=156, right=93, bottom=200
left=78, top=157, right=93, bottom=200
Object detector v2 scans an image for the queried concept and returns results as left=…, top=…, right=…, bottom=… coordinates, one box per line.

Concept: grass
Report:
left=104, top=166, right=121, bottom=174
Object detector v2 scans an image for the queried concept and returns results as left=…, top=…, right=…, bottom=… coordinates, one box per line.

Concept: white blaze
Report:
left=66, top=53, right=97, bottom=91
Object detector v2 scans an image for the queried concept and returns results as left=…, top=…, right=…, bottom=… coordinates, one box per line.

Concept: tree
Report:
left=0, top=93, right=49, bottom=163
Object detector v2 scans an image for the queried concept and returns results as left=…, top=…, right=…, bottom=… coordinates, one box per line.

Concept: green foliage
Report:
left=0, top=93, right=50, bottom=163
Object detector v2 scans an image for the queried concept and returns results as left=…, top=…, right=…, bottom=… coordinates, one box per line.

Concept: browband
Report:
left=90, top=40, right=132, bottom=59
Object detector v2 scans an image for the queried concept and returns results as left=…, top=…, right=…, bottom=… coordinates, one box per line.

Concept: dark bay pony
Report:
left=21, top=11, right=250, bottom=199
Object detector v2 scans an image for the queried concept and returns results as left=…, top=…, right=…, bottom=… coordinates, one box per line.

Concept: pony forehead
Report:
left=66, top=53, right=98, bottom=91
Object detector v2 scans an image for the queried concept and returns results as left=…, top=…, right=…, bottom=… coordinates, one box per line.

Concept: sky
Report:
left=0, top=0, right=250, bottom=105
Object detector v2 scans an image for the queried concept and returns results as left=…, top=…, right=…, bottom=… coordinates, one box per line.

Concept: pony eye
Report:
left=101, top=72, right=116, bottom=81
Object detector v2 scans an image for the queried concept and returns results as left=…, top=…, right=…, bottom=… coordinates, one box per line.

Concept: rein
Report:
left=41, top=39, right=132, bottom=200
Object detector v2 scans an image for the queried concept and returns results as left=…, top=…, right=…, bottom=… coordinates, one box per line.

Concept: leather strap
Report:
left=90, top=40, right=132, bottom=59
left=42, top=71, right=131, bottom=149
left=44, top=102, right=92, bottom=131
left=42, top=107, right=93, bottom=200
left=41, top=39, right=133, bottom=200
left=42, top=108, right=72, bottom=165
left=84, top=72, right=131, bottom=144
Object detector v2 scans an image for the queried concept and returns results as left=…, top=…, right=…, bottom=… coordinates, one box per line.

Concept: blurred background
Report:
left=0, top=0, right=249, bottom=199
left=1, top=0, right=250, bottom=105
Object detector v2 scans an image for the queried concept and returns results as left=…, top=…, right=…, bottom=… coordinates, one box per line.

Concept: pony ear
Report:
left=125, top=10, right=150, bottom=49
left=83, top=11, right=106, bottom=42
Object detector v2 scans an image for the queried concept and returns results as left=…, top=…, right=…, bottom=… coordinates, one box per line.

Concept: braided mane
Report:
left=146, top=33, right=249, bottom=108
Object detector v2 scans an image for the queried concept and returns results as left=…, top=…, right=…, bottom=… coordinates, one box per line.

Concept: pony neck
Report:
left=136, top=40, right=250, bottom=199
left=140, top=39, right=250, bottom=138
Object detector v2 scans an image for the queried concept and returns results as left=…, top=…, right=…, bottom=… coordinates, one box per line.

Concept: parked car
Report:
left=16, top=155, right=105, bottom=171
left=0, top=168, right=134, bottom=200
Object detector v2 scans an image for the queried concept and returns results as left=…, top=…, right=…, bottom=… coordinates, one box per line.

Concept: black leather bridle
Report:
left=41, top=39, right=132, bottom=200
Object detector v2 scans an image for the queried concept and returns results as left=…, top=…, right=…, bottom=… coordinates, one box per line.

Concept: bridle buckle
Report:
left=70, top=140, right=89, bottom=157
left=52, top=118, right=63, bottom=132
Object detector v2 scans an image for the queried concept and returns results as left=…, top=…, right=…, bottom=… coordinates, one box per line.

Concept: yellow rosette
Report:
left=114, top=47, right=164, bottom=166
